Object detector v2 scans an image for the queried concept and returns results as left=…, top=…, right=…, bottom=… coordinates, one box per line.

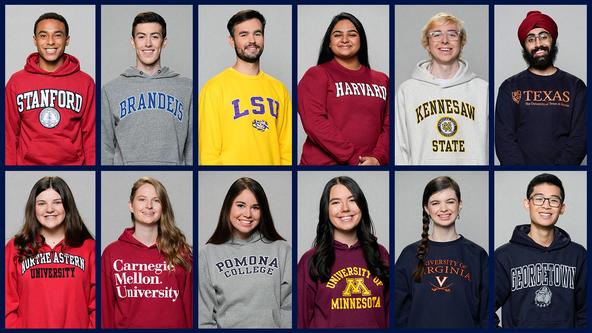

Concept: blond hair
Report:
left=420, top=12, right=467, bottom=49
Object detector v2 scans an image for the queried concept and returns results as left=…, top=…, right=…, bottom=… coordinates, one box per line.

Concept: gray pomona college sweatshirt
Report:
left=198, top=232, right=292, bottom=328
left=101, top=66, right=193, bottom=165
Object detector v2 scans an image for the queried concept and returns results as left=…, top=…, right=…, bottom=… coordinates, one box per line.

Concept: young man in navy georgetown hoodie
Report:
left=494, top=173, right=586, bottom=328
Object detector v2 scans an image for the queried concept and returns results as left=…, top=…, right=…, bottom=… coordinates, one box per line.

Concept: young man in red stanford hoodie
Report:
left=5, top=12, right=96, bottom=165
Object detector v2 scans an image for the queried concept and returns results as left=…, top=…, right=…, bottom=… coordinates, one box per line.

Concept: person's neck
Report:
left=333, top=230, right=358, bottom=247
left=41, top=226, right=66, bottom=249
left=233, top=59, right=260, bottom=76
left=528, top=223, right=555, bottom=247
left=528, top=65, right=557, bottom=76
left=39, top=57, right=65, bottom=73
left=135, top=61, right=161, bottom=76
left=334, top=57, right=361, bottom=70
left=429, top=59, right=460, bottom=79
left=429, top=225, right=459, bottom=242
left=133, top=222, right=158, bottom=247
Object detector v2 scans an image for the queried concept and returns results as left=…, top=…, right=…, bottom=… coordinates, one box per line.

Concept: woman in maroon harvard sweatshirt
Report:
left=298, top=12, right=389, bottom=166
left=297, top=176, right=389, bottom=328
left=5, top=176, right=95, bottom=328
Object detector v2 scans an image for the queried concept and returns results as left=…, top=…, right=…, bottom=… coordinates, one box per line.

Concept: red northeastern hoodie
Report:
left=101, top=228, right=192, bottom=328
left=297, top=240, right=389, bottom=328
left=4, top=238, right=96, bottom=328
left=5, top=52, right=96, bottom=165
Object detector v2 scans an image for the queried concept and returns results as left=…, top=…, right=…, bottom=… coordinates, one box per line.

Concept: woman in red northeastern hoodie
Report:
left=101, top=177, right=192, bottom=328
left=5, top=176, right=95, bottom=328
left=297, top=176, right=389, bottom=328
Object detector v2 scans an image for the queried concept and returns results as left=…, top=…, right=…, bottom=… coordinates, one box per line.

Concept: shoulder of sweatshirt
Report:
left=299, top=64, right=328, bottom=84
left=5, top=237, right=17, bottom=251
left=395, top=241, right=420, bottom=265
left=377, top=243, right=390, bottom=260
left=101, top=238, right=127, bottom=256
left=498, top=70, right=529, bottom=88
left=459, top=236, right=488, bottom=257
left=368, top=67, right=389, bottom=84
left=298, top=247, right=316, bottom=266
left=557, top=69, right=587, bottom=88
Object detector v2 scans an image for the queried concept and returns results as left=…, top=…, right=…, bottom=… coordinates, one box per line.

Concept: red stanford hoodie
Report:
left=101, top=228, right=192, bottom=328
left=5, top=238, right=96, bottom=328
left=5, top=52, right=96, bottom=165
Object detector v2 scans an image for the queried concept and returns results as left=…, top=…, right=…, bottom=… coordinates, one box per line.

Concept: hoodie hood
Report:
left=117, top=227, right=158, bottom=248
left=24, top=52, right=81, bottom=76
left=411, top=59, right=476, bottom=88
left=226, top=231, right=267, bottom=246
left=121, top=66, right=180, bottom=79
left=509, top=224, right=571, bottom=251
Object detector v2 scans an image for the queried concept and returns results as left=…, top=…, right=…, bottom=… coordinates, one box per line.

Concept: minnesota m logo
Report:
left=342, top=278, right=372, bottom=296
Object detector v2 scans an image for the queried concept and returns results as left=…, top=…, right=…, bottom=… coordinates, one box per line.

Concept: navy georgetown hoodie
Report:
left=495, top=225, right=587, bottom=328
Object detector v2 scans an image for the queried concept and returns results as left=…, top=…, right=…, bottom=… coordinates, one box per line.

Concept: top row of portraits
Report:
left=4, top=5, right=587, bottom=166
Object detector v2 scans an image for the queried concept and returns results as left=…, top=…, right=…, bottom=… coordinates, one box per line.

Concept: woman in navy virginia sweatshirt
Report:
left=394, top=176, right=488, bottom=328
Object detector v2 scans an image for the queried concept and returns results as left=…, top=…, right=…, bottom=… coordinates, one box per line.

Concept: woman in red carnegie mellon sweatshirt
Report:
left=298, top=12, right=389, bottom=166
left=5, top=176, right=95, bottom=328
left=101, top=177, right=192, bottom=328
left=298, top=176, right=389, bottom=328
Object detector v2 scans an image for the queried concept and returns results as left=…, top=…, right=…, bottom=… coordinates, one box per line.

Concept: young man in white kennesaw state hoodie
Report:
left=395, top=12, right=488, bottom=165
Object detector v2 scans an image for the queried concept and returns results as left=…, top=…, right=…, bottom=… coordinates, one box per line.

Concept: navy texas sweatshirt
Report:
left=495, top=224, right=587, bottom=328
left=394, top=236, right=488, bottom=328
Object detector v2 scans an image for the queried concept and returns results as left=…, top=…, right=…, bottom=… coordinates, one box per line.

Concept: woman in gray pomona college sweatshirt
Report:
left=198, top=177, right=291, bottom=328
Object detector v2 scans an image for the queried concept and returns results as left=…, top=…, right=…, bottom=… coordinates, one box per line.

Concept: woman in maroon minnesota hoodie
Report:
left=298, top=176, right=389, bottom=328
left=5, top=176, right=95, bottom=328
left=101, top=177, right=192, bottom=328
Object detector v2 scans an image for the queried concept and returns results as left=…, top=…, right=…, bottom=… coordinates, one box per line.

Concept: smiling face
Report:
left=35, top=188, right=66, bottom=231
left=131, top=22, right=166, bottom=72
left=328, top=184, right=362, bottom=238
left=229, top=189, right=261, bottom=239
left=129, top=183, right=162, bottom=225
left=523, top=27, right=555, bottom=70
left=424, top=188, right=461, bottom=228
left=329, top=19, right=361, bottom=62
left=229, top=18, right=264, bottom=63
left=33, top=19, right=69, bottom=71
left=426, top=21, right=461, bottom=65
left=524, top=183, right=565, bottom=228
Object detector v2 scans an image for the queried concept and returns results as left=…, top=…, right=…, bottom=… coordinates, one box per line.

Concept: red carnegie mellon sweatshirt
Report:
left=101, top=228, right=192, bottom=328
left=298, top=59, right=390, bottom=165
left=297, top=241, right=389, bottom=328
left=5, top=238, right=96, bottom=328
left=5, top=53, right=96, bottom=165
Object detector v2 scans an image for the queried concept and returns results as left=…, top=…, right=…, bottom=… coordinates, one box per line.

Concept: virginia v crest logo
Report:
left=429, top=276, right=453, bottom=293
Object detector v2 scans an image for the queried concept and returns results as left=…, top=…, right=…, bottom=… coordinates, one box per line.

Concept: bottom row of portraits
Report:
left=3, top=171, right=586, bottom=328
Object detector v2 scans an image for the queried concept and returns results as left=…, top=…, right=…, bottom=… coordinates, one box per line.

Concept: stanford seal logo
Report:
left=437, top=117, right=458, bottom=137
left=39, top=107, right=61, bottom=128
left=512, top=90, right=521, bottom=104
left=534, top=286, right=552, bottom=307
left=252, top=119, right=269, bottom=132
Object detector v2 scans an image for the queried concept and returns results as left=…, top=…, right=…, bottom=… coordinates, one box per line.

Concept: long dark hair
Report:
left=309, top=176, right=388, bottom=286
left=14, top=176, right=93, bottom=262
left=207, top=177, right=285, bottom=244
left=317, top=12, right=370, bottom=68
left=413, top=176, right=461, bottom=282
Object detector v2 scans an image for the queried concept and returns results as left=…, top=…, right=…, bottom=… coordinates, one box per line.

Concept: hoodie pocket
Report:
left=216, top=308, right=279, bottom=328
left=23, top=137, right=83, bottom=165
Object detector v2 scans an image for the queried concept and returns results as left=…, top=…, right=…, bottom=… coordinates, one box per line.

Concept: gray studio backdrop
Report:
left=494, top=171, right=587, bottom=250
left=5, top=171, right=96, bottom=243
left=394, top=171, right=489, bottom=261
left=297, top=171, right=390, bottom=259
left=198, top=171, right=292, bottom=247
left=494, top=5, right=587, bottom=165
left=101, top=5, right=193, bottom=84
left=101, top=171, right=193, bottom=253
left=5, top=5, right=96, bottom=83
left=394, top=5, right=489, bottom=94
left=198, top=5, right=292, bottom=93
left=297, top=6, right=390, bottom=163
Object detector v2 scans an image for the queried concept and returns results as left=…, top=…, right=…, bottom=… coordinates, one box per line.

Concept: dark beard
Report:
left=522, top=43, right=558, bottom=70
left=234, top=44, right=263, bottom=63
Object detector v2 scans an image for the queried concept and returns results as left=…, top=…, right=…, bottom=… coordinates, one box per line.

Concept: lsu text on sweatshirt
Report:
left=198, top=232, right=292, bottom=328
left=298, top=59, right=389, bottom=165
left=394, top=236, right=488, bottom=328
left=5, top=237, right=96, bottom=328
left=101, top=228, right=192, bottom=328
left=298, top=241, right=389, bottom=328
left=495, top=225, right=586, bottom=328
left=5, top=53, right=96, bottom=165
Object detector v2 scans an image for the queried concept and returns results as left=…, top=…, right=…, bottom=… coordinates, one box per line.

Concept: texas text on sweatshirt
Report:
left=5, top=238, right=96, bottom=328
left=394, top=236, right=488, bottom=328
left=495, top=69, right=587, bottom=165
left=101, top=67, right=193, bottom=165
left=198, top=232, right=292, bottom=328
left=101, top=228, right=192, bottom=328
left=5, top=53, right=96, bottom=165
left=298, top=241, right=389, bottom=328
left=495, top=225, right=587, bottom=328
left=395, top=60, right=488, bottom=165
left=298, top=59, right=390, bottom=165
